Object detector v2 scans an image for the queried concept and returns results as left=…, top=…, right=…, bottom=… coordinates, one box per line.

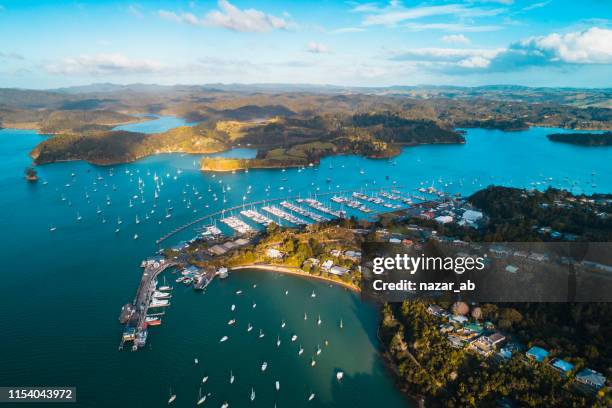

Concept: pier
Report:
left=119, top=258, right=176, bottom=351
left=155, top=185, right=411, bottom=246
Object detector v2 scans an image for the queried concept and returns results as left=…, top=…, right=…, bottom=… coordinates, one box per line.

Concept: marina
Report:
left=2, top=123, right=611, bottom=407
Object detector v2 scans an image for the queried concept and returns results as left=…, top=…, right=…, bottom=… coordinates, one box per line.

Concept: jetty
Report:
left=155, top=185, right=410, bottom=246
left=118, top=257, right=176, bottom=351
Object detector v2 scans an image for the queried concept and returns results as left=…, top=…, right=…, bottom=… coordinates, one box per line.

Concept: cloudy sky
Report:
left=0, top=0, right=611, bottom=88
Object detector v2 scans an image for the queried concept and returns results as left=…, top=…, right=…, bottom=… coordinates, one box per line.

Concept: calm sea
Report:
left=0, top=116, right=609, bottom=407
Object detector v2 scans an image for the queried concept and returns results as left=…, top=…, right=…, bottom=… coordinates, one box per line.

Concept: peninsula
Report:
left=547, top=131, right=612, bottom=146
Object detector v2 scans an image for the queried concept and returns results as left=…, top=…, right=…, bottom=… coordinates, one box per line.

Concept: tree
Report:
left=452, top=301, right=469, bottom=316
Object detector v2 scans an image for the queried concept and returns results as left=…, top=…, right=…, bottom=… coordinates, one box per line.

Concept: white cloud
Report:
left=390, top=26, right=612, bottom=74
left=46, top=54, right=165, bottom=75
left=353, top=3, right=505, bottom=27
left=390, top=47, right=502, bottom=62
left=442, top=34, right=471, bottom=44
left=331, top=27, right=366, bottom=34
left=487, top=27, right=612, bottom=70
left=522, top=1, right=550, bottom=11
left=159, top=0, right=291, bottom=32
left=158, top=10, right=200, bottom=25
left=456, top=56, right=491, bottom=68
left=204, top=0, right=290, bottom=32
left=306, top=42, right=330, bottom=54
left=0, top=51, right=24, bottom=60
left=404, top=23, right=502, bottom=32
left=127, top=4, right=144, bottom=18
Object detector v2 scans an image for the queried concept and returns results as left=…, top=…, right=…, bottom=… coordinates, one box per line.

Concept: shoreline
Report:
left=229, top=264, right=360, bottom=293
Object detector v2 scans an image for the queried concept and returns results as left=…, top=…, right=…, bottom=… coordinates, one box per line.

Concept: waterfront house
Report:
left=217, top=267, right=229, bottom=279
left=266, top=248, right=284, bottom=259
left=575, top=368, right=606, bottom=390
left=329, top=265, right=349, bottom=276
left=550, top=358, right=574, bottom=376
left=526, top=346, right=550, bottom=362
left=321, top=260, right=334, bottom=271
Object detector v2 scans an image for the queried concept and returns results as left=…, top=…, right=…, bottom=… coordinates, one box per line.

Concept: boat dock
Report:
left=118, top=258, right=175, bottom=351
left=262, top=205, right=308, bottom=225
left=154, top=185, right=413, bottom=246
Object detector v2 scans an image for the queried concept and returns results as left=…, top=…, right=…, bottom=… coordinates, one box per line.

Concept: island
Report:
left=0, top=85, right=610, bottom=168
left=547, top=131, right=612, bottom=146
left=24, top=167, right=38, bottom=182
left=29, top=111, right=464, bottom=168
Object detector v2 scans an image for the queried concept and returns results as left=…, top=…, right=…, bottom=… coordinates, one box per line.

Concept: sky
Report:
left=0, top=0, right=611, bottom=89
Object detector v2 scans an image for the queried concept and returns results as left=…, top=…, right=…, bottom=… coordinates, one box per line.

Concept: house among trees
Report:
left=329, top=265, right=349, bottom=276
left=575, top=368, right=606, bottom=390
left=266, top=248, right=284, bottom=259
left=526, top=346, right=550, bottom=362
left=550, top=358, right=574, bottom=376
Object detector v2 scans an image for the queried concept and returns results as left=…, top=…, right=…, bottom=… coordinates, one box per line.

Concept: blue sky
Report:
left=0, top=0, right=611, bottom=88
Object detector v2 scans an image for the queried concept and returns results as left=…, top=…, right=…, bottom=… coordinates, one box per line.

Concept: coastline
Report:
left=229, top=264, right=360, bottom=293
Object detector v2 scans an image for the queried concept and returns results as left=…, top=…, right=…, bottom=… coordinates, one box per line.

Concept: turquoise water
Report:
left=0, top=119, right=610, bottom=407
left=112, top=114, right=194, bottom=134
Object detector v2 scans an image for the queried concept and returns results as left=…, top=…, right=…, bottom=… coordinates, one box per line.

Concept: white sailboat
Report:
left=298, top=346, right=304, bottom=355
left=230, top=370, right=235, bottom=384
left=259, top=329, right=264, bottom=339
left=308, top=393, right=315, bottom=401
left=340, top=319, right=343, bottom=329
left=250, top=387, right=255, bottom=401
left=276, top=335, right=281, bottom=347
left=219, top=335, right=229, bottom=342
left=317, top=315, right=322, bottom=325
left=261, top=361, right=268, bottom=372
left=197, top=387, right=206, bottom=405
left=202, top=376, right=208, bottom=383
left=336, top=371, right=344, bottom=381
left=275, top=381, right=280, bottom=391
left=168, top=389, right=176, bottom=404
